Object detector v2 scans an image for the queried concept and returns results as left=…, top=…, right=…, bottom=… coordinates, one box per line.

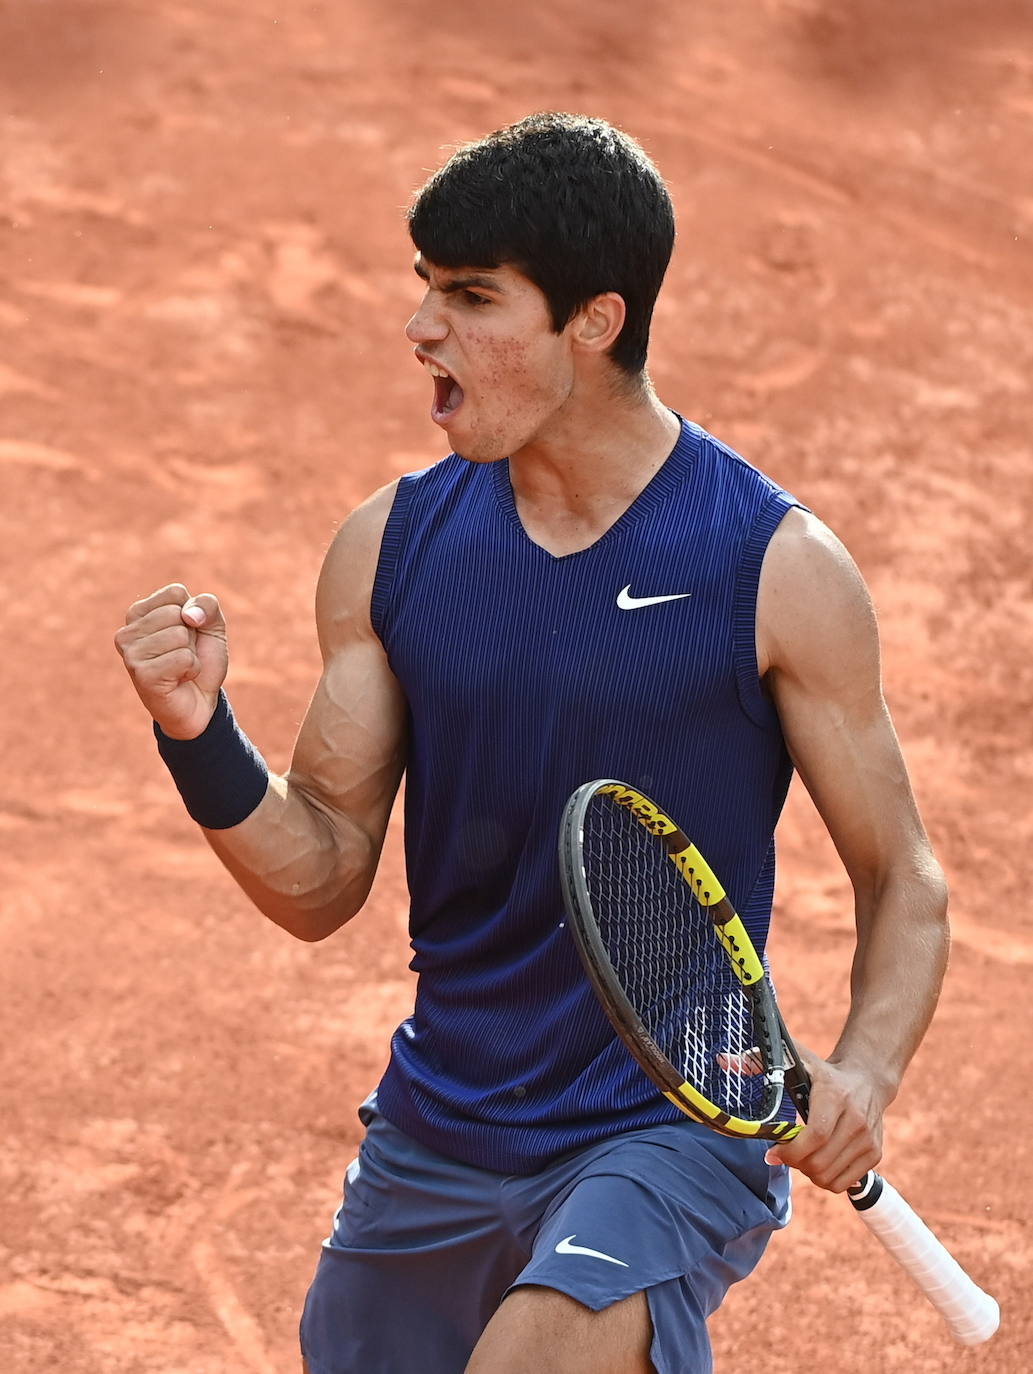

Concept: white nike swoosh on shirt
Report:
left=616, top=585, right=692, bottom=610
left=554, top=1235, right=630, bottom=1266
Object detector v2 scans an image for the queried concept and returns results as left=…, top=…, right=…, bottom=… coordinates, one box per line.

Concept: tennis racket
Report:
left=558, top=779, right=1000, bottom=1346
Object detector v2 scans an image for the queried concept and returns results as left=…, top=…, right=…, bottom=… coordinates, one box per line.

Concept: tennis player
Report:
left=115, top=113, right=950, bottom=1373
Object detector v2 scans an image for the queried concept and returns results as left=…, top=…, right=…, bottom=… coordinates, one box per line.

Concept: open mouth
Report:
left=424, top=358, right=465, bottom=425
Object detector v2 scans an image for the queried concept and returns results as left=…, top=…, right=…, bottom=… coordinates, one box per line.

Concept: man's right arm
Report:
left=115, top=481, right=407, bottom=942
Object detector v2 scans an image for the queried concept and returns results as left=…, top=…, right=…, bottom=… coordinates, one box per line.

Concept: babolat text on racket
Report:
left=558, top=779, right=999, bottom=1346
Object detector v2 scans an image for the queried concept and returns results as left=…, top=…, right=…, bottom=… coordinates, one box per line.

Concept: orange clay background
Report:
left=2, top=2, right=1032, bottom=1370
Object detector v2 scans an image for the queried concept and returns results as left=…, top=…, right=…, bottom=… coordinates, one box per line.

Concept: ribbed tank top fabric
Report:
left=370, top=416, right=804, bottom=1174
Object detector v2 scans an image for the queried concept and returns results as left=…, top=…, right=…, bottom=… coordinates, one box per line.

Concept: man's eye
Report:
left=464, top=291, right=490, bottom=306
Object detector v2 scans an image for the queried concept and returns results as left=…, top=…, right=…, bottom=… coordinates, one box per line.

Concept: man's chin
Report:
left=449, top=431, right=511, bottom=465
left=449, top=417, right=531, bottom=464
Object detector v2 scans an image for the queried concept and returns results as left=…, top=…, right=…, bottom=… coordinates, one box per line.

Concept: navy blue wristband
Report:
left=154, top=690, right=269, bottom=829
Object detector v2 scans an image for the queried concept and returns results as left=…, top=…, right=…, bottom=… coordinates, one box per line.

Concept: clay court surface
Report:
left=2, top=1, right=1032, bottom=1369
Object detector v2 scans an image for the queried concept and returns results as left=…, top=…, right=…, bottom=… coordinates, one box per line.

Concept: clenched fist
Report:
left=115, top=583, right=229, bottom=740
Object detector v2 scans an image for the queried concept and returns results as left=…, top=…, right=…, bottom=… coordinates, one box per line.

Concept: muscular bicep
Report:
left=287, top=481, right=407, bottom=867
left=288, top=635, right=407, bottom=857
left=759, top=510, right=931, bottom=898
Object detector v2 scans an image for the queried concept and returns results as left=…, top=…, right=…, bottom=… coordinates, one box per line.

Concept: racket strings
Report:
left=583, top=799, right=768, bottom=1120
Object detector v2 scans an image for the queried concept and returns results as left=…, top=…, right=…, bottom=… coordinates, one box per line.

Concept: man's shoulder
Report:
left=333, top=478, right=402, bottom=553
left=765, top=507, right=851, bottom=568
left=757, top=508, right=876, bottom=677
left=314, top=481, right=402, bottom=642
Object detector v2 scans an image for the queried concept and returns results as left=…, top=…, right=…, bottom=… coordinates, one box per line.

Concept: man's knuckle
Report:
left=122, top=642, right=147, bottom=670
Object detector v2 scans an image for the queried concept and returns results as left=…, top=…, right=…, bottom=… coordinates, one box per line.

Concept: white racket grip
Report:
left=848, top=1172, right=1000, bottom=1345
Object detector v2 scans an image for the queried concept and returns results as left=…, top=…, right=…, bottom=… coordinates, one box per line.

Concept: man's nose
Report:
left=405, top=294, right=448, bottom=344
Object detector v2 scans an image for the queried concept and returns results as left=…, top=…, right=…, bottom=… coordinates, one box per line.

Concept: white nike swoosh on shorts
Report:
left=554, top=1234, right=629, bottom=1266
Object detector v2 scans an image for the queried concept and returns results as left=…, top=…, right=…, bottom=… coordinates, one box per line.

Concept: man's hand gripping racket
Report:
left=559, top=780, right=1000, bottom=1346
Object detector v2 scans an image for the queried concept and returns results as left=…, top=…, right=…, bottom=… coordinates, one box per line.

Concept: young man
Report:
left=115, top=114, right=949, bottom=1374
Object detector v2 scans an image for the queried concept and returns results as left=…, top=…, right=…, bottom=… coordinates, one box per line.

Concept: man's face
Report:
left=405, top=255, right=576, bottom=462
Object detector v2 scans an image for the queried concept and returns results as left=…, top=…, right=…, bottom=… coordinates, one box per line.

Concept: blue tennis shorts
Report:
left=300, top=1095, right=790, bottom=1374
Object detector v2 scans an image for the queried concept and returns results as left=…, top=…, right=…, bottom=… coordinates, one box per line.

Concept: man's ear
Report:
left=570, top=292, right=626, bottom=355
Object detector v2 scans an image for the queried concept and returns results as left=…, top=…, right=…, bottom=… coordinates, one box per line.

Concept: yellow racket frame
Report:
left=562, top=781, right=803, bottom=1142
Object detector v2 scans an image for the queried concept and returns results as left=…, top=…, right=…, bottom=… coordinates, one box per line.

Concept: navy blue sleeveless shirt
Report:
left=370, top=417, right=802, bottom=1174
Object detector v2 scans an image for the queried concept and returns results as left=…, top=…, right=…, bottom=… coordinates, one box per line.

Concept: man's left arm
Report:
left=757, top=507, right=950, bottom=1193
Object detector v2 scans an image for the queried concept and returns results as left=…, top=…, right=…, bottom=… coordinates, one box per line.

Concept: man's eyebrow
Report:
left=412, top=260, right=506, bottom=294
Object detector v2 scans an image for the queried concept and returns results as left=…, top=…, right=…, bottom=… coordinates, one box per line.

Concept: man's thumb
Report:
left=181, top=594, right=223, bottom=631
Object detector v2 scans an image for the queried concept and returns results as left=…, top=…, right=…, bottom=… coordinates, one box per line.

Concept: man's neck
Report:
left=505, top=388, right=682, bottom=558
left=508, top=387, right=681, bottom=513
